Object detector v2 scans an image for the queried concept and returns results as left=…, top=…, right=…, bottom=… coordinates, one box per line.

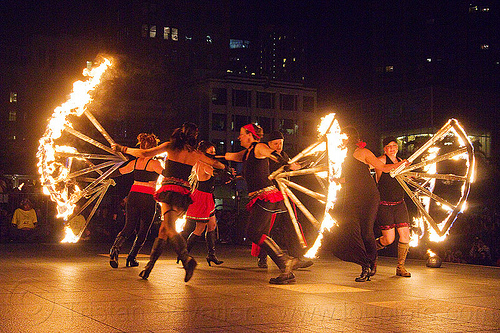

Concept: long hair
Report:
left=136, top=133, right=159, bottom=149
left=197, top=140, right=215, bottom=153
left=169, top=122, right=199, bottom=151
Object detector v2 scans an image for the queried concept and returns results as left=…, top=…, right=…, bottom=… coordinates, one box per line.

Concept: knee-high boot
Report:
left=109, top=235, right=126, bottom=268
left=258, top=247, right=268, bottom=268
left=139, top=238, right=166, bottom=279
left=259, top=236, right=297, bottom=284
left=126, top=238, right=142, bottom=267
left=206, top=230, right=223, bottom=266
left=170, top=234, right=197, bottom=282
left=177, top=232, right=202, bottom=264
left=396, top=242, right=411, bottom=277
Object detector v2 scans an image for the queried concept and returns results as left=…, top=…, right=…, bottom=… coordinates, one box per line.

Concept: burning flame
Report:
left=305, top=114, right=347, bottom=258
left=427, top=249, right=437, bottom=257
left=37, top=57, right=113, bottom=242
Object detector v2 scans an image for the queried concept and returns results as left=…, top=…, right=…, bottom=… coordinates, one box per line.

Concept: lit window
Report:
left=150, top=25, right=156, bottom=38
left=171, top=28, right=178, bottom=41
left=481, top=7, right=490, bottom=12
left=206, top=35, right=212, bottom=44
left=164, top=27, right=170, bottom=39
left=385, top=65, right=394, bottom=72
left=426, top=58, right=432, bottom=62
left=10, top=92, right=17, bottom=103
left=9, top=110, right=17, bottom=121
left=86, top=61, right=93, bottom=69
left=480, top=44, right=489, bottom=50
left=469, top=6, right=478, bottom=13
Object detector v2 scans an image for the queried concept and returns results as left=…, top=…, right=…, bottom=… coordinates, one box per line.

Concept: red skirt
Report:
left=185, top=189, right=215, bottom=221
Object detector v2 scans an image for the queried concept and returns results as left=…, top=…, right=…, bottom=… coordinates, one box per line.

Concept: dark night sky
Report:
left=2, top=0, right=373, bottom=106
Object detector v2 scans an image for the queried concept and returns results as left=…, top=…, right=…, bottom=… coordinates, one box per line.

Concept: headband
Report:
left=243, top=124, right=261, bottom=140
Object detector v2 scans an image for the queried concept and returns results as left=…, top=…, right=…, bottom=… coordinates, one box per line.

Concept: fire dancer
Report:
left=109, top=133, right=163, bottom=269
left=183, top=141, right=226, bottom=266
left=113, top=123, right=225, bottom=282
left=255, top=130, right=313, bottom=270
left=328, top=127, right=407, bottom=282
left=225, top=124, right=298, bottom=284
left=374, top=136, right=412, bottom=277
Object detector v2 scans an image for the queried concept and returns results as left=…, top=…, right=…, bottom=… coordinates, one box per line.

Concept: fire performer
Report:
left=225, top=124, right=298, bottom=284
left=375, top=136, right=411, bottom=277
left=328, top=127, right=407, bottom=282
left=109, top=133, right=163, bottom=269
left=113, top=123, right=225, bottom=282
left=183, top=141, right=226, bottom=266
left=255, top=130, right=314, bottom=270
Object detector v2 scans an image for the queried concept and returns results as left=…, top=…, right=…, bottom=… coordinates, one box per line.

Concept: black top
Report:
left=243, top=142, right=273, bottom=193
left=133, top=159, right=158, bottom=182
left=197, top=177, right=215, bottom=193
left=162, top=160, right=193, bottom=181
left=377, top=154, right=404, bottom=202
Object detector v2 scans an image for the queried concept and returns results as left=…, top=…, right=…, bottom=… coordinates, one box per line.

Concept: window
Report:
left=211, top=88, right=227, bottom=105
left=9, top=110, right=17, bottom=122
left=164, top=27, right=170, bottom=39
left=303, top=96, right=314, bottom=112
left=280, top=119, right=298, bottom=135
left=280, top=94, right=297, bottom=111
left=232, top=89, right=251, bottom=107
left=216, top=141, right=226, bottom=154
left=212, top=114, right=227, bottom=131
left=141, top=24, right=148, bottom=38
left=171, top=28, right=178, bottom=41
left=257, top=117, right=273, bottom=134
left=230, top=39, right=250, bottom=49
left=232, top=115, right=250, bottom=131
left=150, top=25, right=156, bottom=38
left=10, top=92, right=17, bottom=103
left=86, top=61, right=93, bottom=69
left=256, top=92, right=275, bottom=109
left=303, top=120, right=315, bottom=136
left=385, top=65, right=394, bottom=72
left=481, top=44, right=489, bottom=50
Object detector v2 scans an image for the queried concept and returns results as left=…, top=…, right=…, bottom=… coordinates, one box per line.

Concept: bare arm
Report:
left=357, top=148, right=406, bottom=173
left=374, top=155, right=386, bottom=182
left=196, top=151, right=225, bottom=169
left=113, top=142, right=169, bottom=158
left=224, top=150, right=247, bottom=162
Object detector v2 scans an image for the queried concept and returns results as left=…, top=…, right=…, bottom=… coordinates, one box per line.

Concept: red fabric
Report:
left=130, top=184, right=155, bottom=195
left=246, top=189, right=284, bottom=211
left=243, top=124, right=261, bottom=140
left=185, top=189, right=215, bottom=220
left=251, top=213, right=277, bottom=257
left=356, top=141, right=367, bottom=149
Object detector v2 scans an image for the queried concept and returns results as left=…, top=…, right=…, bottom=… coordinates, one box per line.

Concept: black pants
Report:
left=117, top=191, right=156, bottom=246
left=246, top=199, right=286, bottom=245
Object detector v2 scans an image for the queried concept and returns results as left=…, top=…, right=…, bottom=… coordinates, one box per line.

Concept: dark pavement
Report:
left=1, top=241, right=499, bottom=333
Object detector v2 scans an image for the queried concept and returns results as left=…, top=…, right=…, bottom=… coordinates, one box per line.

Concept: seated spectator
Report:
left=11, top=198, right=38, bottom=242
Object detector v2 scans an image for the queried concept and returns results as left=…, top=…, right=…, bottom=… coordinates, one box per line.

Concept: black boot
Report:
left=355, top=265, right=371, bottom=282
left=109, top=235, right=126, bottom=268
left=139, top=238, right=166, bottom=279
left=259, top=236, right=297, bottom=284
left=177, top=233, right=202, bottom=264
left=126, top=238, right=142, bottom=267
left=170, top=234, right=197, bottom=282
left=205, top=230, right=223, bottom=266
left=258, top=249, right=268, bottom=268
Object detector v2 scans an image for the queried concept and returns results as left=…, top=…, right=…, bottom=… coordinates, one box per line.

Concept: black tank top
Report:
left=197, top=177, right=215, bottom=193
left=377, top=154, right=405, bottom=202
left=162, top=160, right=193, bottom=181
left=133, top=159, right=158, bottom=182
left=243, top=142, right=273, bottom=193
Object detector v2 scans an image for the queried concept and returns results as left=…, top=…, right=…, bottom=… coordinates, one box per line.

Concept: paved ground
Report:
left=1, top=241, right=499, bottom=333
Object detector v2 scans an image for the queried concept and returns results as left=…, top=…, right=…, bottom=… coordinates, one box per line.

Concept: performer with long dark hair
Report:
left=113, top=123, right=225, bottom=282
left=328, top=127, right=407, bottom=282
left=184, top=140, right=224, bottom=266
left=225, top=123, right=297, bottom=284
left=109, top=133, right=163, bottom=268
